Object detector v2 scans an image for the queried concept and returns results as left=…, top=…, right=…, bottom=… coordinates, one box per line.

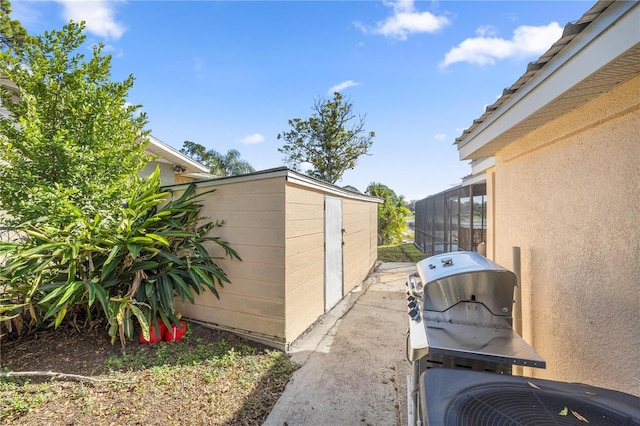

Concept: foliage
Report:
left=0, top=0, right=26, bottom=49
left=0, top=326, right=295, bottom=424
left=378, top=243, right=425, bottom=263
left=0, top=169, right=240, bottom=346
left=277, top=91, right=375, bottom=184
left=180, top=141, right=255, bottom=177
left=366, top=182, right=412, bottom=245
left=0, top=21, right=150, bottom=226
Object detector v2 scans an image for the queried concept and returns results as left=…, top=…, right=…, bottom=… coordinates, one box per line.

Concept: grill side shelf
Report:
left=423, top=320, right=546, bottom=369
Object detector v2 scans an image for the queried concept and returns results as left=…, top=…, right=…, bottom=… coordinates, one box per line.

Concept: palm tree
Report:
left=210, top=149, right=255, bottom=177
left=180, top=142, right=255, bottom=177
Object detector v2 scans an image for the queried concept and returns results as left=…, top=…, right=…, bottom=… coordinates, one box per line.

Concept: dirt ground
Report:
left=0, top=321, right=294, bottom=425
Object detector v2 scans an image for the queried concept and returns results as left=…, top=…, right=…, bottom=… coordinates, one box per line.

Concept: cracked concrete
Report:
left=263, top=263, right=416, bottom=426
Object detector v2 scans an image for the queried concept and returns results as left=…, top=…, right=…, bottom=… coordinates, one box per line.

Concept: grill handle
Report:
left=407, top=271, right=423, bottom=299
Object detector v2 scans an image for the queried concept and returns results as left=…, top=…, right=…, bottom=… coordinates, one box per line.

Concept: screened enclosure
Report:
left=414, top=182, right=486, bottom=257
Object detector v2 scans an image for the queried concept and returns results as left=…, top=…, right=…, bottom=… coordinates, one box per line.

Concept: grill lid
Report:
left=416, top=251, right=517, bottom=315
left=409, top=251, right=544, bottom=367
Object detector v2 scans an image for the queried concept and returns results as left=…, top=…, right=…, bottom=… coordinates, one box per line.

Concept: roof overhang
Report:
left=456, top=1, right=640, bottom=160
left=145, top=135, right=210, bottom=174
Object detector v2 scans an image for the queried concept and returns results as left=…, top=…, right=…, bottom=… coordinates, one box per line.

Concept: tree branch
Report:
left=0, top=370, right=138, bottom=385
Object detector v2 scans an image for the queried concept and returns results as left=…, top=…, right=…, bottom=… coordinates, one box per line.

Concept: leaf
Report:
left=571, top=410, right=589, bottom=422
left=559, top=407, right=568, bottom=416
left=128, top=236, right=154, bottom=245
left=527, top=381, right=540, bottom=390
left=144, top=233, right=169, bottom=246
left=54, top=305, right=68, bottom=328
left=129, top=260, right=159, bottom=271
left=104, top=244, right=120, bottom=266
left=126, top=243, right=142, bottom=259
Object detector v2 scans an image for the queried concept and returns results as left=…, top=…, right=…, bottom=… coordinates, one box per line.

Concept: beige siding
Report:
left=170, top=172, right=379, bottom=347
left=342, top=199, right=378, bottom=293
left=176, top=176, right=287, bottom=340
left=284, top=184, right=326, bottom=340
left=283, top=183, right=379, bottom=342
left=491, top=75, right=640, bottom=395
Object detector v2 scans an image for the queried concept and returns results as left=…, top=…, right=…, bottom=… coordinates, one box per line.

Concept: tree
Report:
left=0, top=21, right=240, bottom=346
left=366, top=182, right=412, bottom=245
left=180, top=141, right=255, bottom=176
left=277, top=92, right=375, bottom=184
left=0, top=0, right=27, bottom=49
left=0, top=21, right=149, bottom=226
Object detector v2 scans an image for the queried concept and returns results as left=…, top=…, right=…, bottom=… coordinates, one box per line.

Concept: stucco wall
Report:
left=491, top=75, right=640, bottom=395
left=140, top=161, right=177, bottom=185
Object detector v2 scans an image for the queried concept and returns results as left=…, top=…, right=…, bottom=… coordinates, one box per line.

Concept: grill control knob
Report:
left=408, top=301, right=418, bottom=310
left=408, top=308, right=421, bottom=321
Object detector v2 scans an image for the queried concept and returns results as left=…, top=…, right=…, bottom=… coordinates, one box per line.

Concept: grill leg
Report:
left=411, top=360, right=422, bottom=426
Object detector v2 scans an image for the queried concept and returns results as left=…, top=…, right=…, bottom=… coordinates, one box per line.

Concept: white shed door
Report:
left=324, top=196, right=343, bottom=311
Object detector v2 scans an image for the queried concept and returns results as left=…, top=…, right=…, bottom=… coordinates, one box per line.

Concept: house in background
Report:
left=141, top=135, right=211, bottom=184
left=164, top=167, right=381, bottom=349
left=454, top=1, right=639, bottom=395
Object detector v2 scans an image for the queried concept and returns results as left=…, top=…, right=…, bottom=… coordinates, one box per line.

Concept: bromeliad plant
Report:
left=0, top=169, right=240, bottom=346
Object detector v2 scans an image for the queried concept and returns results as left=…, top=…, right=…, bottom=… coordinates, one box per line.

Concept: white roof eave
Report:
left=145, top=135, right=209, bottom=174
left=457, top=1, right=639, bottom=161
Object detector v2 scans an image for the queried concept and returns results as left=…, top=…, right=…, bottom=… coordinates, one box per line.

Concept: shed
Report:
left=163, top=167, right=380, bottom=349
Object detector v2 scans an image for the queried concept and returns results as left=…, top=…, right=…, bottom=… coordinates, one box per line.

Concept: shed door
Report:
left=324, top=196, right=343, bottom=311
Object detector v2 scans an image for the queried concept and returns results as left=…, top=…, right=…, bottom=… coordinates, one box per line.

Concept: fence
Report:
left=414, top=182, right=486, bottom=257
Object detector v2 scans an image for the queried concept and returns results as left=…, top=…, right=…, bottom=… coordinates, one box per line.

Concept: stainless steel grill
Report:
left=406, top=251, right=545, bottom=425
left=405, top=251, right=640, bottom=426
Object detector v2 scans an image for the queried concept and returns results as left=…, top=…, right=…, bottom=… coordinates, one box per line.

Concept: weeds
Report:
left=0, top=326, right=296, bottom=424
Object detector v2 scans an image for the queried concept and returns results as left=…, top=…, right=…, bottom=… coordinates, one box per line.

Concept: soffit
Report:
left=455, top=1, right=640, bottom=159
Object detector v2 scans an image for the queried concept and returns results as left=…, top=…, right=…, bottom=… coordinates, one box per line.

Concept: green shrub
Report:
left=0, top=169, right=239, bottom=345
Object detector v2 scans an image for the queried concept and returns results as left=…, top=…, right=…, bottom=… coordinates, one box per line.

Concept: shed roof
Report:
left=163, top=166, right=383, bottom=204
left=455, top=0, right=640, bottom=161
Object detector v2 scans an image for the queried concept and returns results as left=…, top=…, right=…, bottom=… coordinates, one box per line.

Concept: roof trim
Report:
left=470, top=157, right=495, bottom=175
left=145, top=135, right=210, bottom=174
left=162, top=167, right=383, bottom=203
left=456, top=1, right=639, bottom=160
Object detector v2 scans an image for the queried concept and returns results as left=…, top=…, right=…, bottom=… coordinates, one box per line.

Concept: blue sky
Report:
left=13, top=0, right=593, bottom=201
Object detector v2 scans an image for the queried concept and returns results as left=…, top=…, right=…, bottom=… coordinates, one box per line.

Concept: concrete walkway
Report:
left=264, top=262, right=416, bottom=426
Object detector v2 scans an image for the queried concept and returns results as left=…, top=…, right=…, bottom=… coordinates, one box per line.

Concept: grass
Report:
left=378, top=243, right=425, bottom=263
left=0, top=324, right=296, bottom=425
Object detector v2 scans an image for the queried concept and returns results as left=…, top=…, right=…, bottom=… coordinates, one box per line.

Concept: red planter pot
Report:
left=164, top=321, right=187, bottom=342
left=139, top=321, right=167, bottom=344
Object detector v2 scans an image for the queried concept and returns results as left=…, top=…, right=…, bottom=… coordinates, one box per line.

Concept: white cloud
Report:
left=55, top=0, right=126, bottom=40
left=355, top=0, right=450, bottom=41
left=434, top=133, right=446, bottom=141
left=101, top=43, right=124, bottom=58
left=440, top=22, right=563, bottom=68
left=476, top=25, right=498, bottom=37
left=240, top=133, right=265, bottom=144
left=328, top=80, right=360, bottom=95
